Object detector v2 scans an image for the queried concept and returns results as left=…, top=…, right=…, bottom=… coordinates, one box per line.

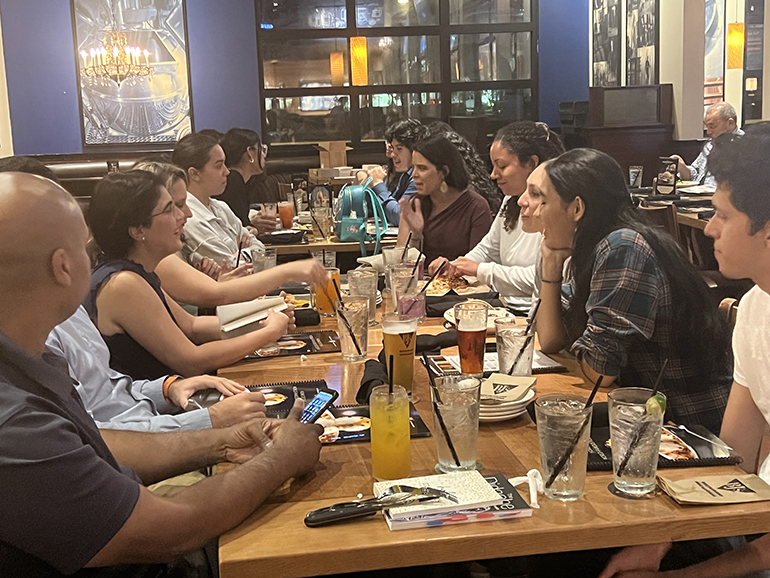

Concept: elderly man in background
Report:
left=672, top=101, right=743, bottom=187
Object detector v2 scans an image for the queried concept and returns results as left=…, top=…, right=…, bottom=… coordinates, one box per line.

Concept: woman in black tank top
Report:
left=85, top=170, right=294, bottom=381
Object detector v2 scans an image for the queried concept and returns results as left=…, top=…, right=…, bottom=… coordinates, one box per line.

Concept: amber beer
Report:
left=454, top=303, right=488, bottom=375
left=382, top=314, right=419, bottom=394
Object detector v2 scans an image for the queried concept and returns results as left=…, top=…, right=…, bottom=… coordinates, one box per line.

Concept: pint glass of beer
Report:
left=454, top=303, right=488, bottom=375
left=381, top=314, right=419, bottom=395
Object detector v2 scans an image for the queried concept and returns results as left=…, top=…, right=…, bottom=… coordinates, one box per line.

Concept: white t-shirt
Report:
left=732, top=284, right=770, bottom=481
left=465, top=200, right=541, bottom=312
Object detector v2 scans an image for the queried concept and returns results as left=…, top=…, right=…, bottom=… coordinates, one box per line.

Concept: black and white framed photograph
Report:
left=626, top=0, right=658, bottom=86
left=71, top=0, right=193, bottom=148
left=592, top=0, right=621, bottom=87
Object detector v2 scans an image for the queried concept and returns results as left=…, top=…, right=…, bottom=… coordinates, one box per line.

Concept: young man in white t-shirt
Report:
left=599, top=124, right=770, bottom=578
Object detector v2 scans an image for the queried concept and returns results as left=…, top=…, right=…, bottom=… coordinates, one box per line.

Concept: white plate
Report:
left=444, top=306, right=514, bottom=332
left=480, top=406, right=530, bottom=418
left=479, top=409, right=528, bottom=423
left=480, top=388, right=535, bottom=409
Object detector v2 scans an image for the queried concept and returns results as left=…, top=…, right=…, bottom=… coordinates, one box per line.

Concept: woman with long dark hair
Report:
left=359, top=118, right=426, bottom=226
left=533, top=148, right=731, bottom=433
left=396, top=134, right=493, bottom=266
left=430, top=121, right=564, bottom=313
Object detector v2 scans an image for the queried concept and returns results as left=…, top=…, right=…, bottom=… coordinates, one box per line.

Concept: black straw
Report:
left=545, top=376, right=604, bottom=489
left=401, top=234, right=412, bottom=262
left=404, top=248, right=424, bottom=293
left=506, top=299, right=542, bottom=375
left=388, top=355, right=394, bottom=396
left=422, top=353, right=461, bottom=467
left=616, top=359, right=669, bottom=477
left=235, top=238, right=244, bottom=268
left=418, top=260, right=448, bottom=295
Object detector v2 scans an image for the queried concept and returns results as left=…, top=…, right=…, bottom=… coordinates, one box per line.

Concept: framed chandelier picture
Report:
left=70, top=0, right=194, bottom=148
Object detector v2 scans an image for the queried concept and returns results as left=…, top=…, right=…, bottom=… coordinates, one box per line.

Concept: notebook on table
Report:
left=587, top=425, right=743, bottom=471
left=383, top=473, right=532, bottom=530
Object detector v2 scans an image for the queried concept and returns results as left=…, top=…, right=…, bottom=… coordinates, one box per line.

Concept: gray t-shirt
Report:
left=0, top=328, right=141, bottom=576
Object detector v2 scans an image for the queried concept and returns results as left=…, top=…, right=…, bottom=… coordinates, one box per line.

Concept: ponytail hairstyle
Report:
left=493, top=121, right=565, bottom=232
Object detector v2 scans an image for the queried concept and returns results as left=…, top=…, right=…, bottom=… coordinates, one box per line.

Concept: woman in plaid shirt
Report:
left=531, top=148, right=731, bottom=434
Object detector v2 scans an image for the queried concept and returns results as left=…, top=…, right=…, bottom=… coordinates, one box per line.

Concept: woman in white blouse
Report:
left=172, top=132, right=264, bottom=272
left=431, top=121, right=565, bottom=314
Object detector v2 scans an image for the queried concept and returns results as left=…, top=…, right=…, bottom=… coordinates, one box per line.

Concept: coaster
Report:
left=607, top=482, right=657, bottom=500
left=435, top=462, right=484, bottom=474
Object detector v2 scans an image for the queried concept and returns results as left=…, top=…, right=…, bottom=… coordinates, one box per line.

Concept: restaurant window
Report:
left=451, top=89, right=533, bottom=133
left=451, top=32, right=532, bottom=82
left=360, top=92, right=443, bottom=140
left=257, top=0, right=538, bottom=148
left=366, top=36, right=441, bottom=85
left=356, top=0, right=440, bottom=27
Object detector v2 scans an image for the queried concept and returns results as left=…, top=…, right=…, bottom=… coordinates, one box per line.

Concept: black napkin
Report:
left=356, top=359, right=390, bottom=404
left=356, top=331, right=459, bottom=403
left=294, top=308, right=320, bottom=327
left=425, top=292, right=503, bottom=317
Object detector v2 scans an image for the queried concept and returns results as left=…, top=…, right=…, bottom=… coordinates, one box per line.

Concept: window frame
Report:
left=254, top=0, right=539, bottom=151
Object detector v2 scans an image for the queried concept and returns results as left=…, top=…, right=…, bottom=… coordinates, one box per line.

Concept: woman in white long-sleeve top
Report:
left=430, top=122, right=565, bottom=314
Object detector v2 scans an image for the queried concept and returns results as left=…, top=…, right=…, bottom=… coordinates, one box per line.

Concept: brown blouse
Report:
left=420, top=190, right=492, bottom=266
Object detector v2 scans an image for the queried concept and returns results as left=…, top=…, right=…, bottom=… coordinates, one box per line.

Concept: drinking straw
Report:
left=235, top=238, right=244, bottom=268
left=311, top=211, right=324, bottom=239
left=422, top=353, right=461, bottom=467
left=401, top=233, right=412, bottom=262
left=545, top=376, right=604, bottom=489
left=506, top=299, right=542, bottom=376
left=388, top=355, right=394, bottom=396
left=615, top=359, right=670, bottom=477
left=404, top=248, right=424, bottom=293
left=322, top=249, right=326, bottom=265
left=331, top=278, right=362, bottom=356
left=417, top=260, right=448, bottom=295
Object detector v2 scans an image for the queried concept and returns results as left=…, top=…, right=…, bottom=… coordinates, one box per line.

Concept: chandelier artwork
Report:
left=79, top=0, right=152, bottom=85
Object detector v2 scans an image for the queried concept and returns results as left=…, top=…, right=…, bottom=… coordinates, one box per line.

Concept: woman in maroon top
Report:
left=397, top=134, right=493, bottom=266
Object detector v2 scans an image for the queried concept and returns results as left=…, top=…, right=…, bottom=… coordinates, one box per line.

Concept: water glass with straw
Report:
left=537, top=376, right=603, bottom=501
left=331, top=278, right=364, bottom=360
left=609, top=360, right=669, bottom=496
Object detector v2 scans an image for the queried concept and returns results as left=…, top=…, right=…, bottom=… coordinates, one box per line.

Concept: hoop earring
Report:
left=249, top=156, right=254, bottom=164
left=440, top=181, right=448, bottom=194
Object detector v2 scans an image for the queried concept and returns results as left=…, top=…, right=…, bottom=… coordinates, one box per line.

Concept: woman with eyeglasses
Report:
left=532, top=148, right=731, bottom=433
left=219, top=128, right=276, bottom=236
left=396, top=134, right=493, bottom=267
left=173, top=132, right=263, bottom=274
left=84, top=170, right=296, bottom=381
left=358, top=118, right=427, bottom=226
left=428, top=122, right=565, bottom=314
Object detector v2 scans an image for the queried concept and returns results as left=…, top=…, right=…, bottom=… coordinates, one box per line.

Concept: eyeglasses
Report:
left=261, top=143, right=268, bottom=155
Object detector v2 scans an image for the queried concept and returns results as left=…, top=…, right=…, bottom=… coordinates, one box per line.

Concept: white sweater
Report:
left=465, top=202, right=541, bottom=312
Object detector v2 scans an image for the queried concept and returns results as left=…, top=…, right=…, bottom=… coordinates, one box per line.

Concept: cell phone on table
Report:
left=300, top=389, right=339, bottom=424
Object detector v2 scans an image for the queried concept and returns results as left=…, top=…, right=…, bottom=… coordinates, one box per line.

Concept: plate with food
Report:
left=444, top=300, right=514, bottom=332
left=426, top=275, right=490, bottom=297
left=283, top=293, right=311, bottom=309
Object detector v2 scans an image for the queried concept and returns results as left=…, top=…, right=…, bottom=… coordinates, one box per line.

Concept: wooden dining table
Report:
left=216, top=316, right=770, bottom=578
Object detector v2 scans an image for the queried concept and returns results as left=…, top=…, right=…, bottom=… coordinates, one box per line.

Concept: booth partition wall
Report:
left=257, top=0, right=538, bottom=150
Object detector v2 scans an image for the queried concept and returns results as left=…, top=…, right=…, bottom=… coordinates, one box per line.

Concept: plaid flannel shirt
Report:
left=566, top=229, right=731, bottom=433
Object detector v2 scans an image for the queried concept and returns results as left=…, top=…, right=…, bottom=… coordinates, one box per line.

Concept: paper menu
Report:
left=373, top=470, right=503, bottom=519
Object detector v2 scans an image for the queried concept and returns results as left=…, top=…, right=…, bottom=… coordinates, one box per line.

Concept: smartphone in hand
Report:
left=300, top=389, right=339, bottom=424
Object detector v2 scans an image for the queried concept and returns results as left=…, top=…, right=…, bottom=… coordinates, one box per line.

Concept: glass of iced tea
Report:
left=312, top=267, right=340, bottom=317
left=454, top=302, right=488, bottom=375
left=278, top=200, right=295, bottom=229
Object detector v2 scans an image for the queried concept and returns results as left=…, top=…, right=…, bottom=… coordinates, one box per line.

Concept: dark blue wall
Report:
left=0, top=0, right=261, bottom=155
left=538, top=0, right=590, bottom=127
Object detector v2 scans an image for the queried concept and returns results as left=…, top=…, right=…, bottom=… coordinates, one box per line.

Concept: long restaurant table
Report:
left=272, top=236, right=398, bottom=256
left=217, top=316, right=770, bottom=578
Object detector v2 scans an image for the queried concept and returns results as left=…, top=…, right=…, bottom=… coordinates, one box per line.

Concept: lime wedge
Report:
left=645, top=394, right=666, bottom=415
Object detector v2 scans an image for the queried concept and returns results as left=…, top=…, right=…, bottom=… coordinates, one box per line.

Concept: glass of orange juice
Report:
left=278, top=200, right=295, bottom=229
left=370, top=384, right=411, bottom=481
left=313, top=267, right=340, bottom=317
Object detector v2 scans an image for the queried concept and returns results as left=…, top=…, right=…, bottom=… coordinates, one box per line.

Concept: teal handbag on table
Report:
left=334, top=178, right=388, bottom=256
